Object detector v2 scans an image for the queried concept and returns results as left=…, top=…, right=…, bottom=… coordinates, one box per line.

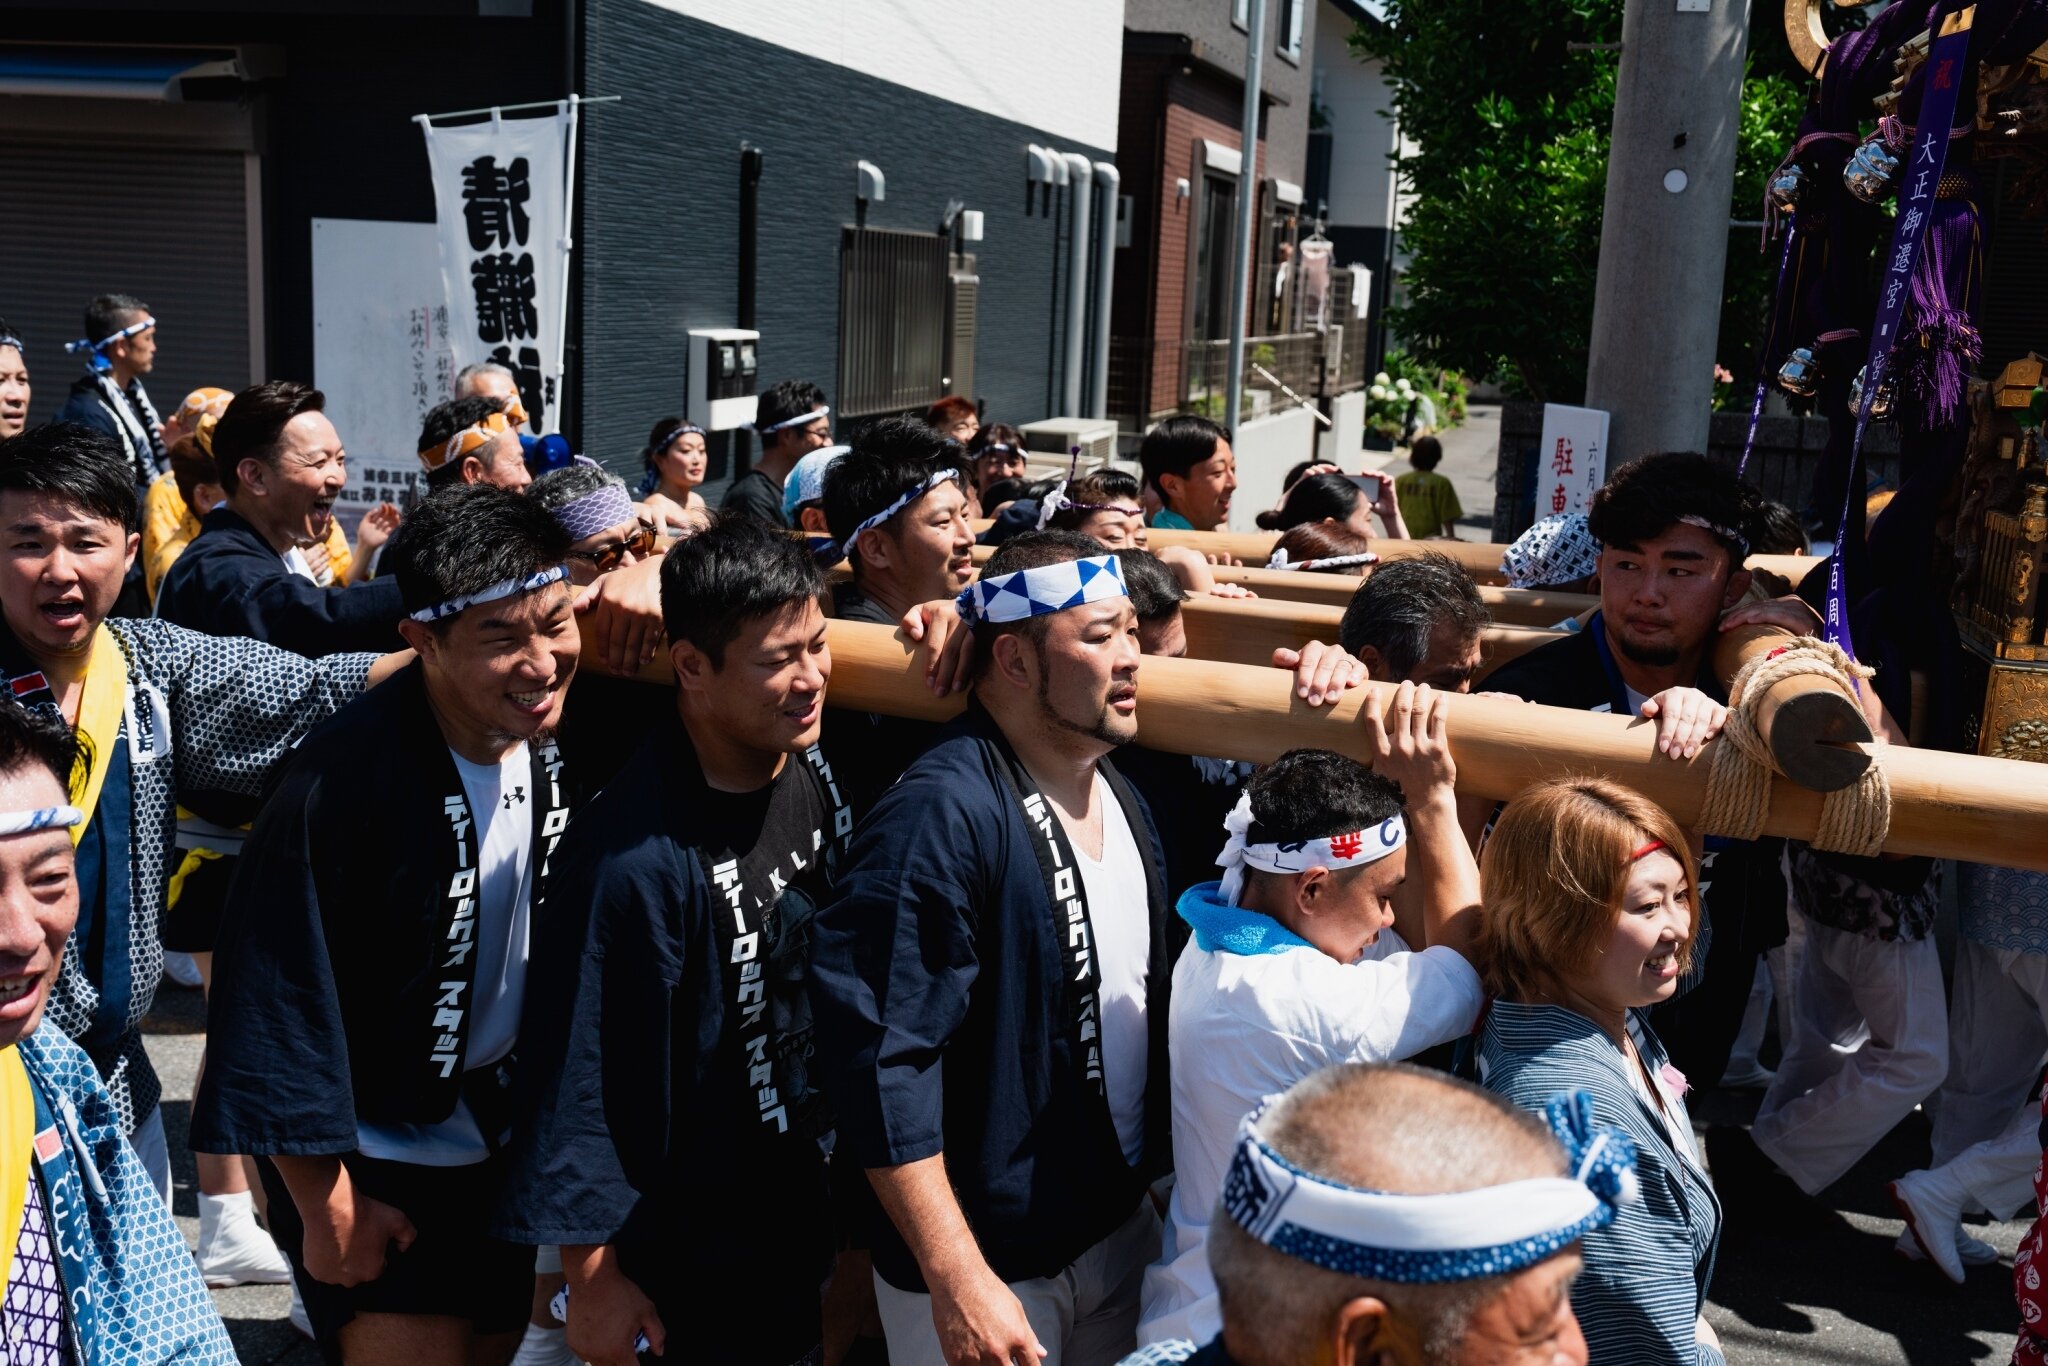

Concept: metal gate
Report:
left=837, top=226, right=948, bottom=418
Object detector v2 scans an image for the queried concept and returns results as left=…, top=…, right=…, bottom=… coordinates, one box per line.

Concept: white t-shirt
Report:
left=1065, top=773, right=1152, bottom=1166
left=1137, top=925, right=1484, bottom=1346
left=357, top=743, right=535, bottom=1166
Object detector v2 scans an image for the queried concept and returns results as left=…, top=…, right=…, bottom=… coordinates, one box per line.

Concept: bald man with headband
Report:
left=1125, top=1062, right=1632, bottom=1366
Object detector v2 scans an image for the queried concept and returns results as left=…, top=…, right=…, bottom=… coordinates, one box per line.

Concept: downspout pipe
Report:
left=1089, top=161, right=1120, bottom=421
left=1225, top=0, right=1267, bottom=435
left=1062, top=152, right=1094, bottom=417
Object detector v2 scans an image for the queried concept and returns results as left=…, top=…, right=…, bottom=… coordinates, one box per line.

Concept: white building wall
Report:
left=650, top=0, right=1125, bottom=150
left=1314, top=0, right=1402, bottom=234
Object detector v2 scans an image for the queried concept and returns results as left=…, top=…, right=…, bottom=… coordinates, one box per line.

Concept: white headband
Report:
left=1222, top=1095, right=1638, bottom=1284
left=758, top=405, right=830, bottom=435
left=0, top=807, right=83, bottom=838
left=1266, top=547, right=1381, bottom=573
left=956, top=552, right=1128, bottom=625
left=65, top=316, right=155, bottom=356
left=1036, top=479, right=1143, bottom=532
left=1216, top=788, right=1406, bottom=906
left=844, top=468, right=960, bottom=556
left=408, top=564, right=570, bottom=624
left=1676, top=513, right=1749, bottom=556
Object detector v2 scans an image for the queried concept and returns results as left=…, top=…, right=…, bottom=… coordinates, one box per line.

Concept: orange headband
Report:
left=175, top=387, right=233, bottom=427
left=419, top=410, right=516, bottom=471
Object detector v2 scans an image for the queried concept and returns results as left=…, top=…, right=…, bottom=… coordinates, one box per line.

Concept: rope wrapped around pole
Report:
left=1702, top=638, right=1891, bottom=855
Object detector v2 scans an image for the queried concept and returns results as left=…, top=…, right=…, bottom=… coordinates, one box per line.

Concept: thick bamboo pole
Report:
left=813, top=620, right=2048, bottom=873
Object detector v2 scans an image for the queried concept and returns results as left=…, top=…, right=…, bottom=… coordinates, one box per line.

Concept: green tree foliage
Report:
left=1354, top=3, right=1809, bottom=402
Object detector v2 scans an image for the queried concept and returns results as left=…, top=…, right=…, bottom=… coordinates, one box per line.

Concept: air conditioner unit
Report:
left=1019, top=416, right=1119, bottom=470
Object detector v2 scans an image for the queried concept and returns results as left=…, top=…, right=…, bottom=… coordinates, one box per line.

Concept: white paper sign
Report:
left=1537, top=402, right=1610, bottom=518
left=311, top=217, right=452, bottom=531
left=419, top=107, right=573, bottom=434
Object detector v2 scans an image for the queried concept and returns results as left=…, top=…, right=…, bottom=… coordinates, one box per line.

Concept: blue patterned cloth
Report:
left=2, top=1165, right=68, bottom=1365
left=1957, top=863, right=2048, bottom=955
left=16, top=1029, right=234, bottom=1364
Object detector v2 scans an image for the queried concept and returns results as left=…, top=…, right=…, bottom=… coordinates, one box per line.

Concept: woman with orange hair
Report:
left=1476, top=777, right=1725, bottom=1366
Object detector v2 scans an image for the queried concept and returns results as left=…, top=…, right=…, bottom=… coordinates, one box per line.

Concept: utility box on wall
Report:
left=687, top=328, right=761, bottom=430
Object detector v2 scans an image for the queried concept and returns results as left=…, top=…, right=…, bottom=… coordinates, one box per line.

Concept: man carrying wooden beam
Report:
left=1481, top=452, right=1781, bottom=1089
left=811, top=530, right=1173, bottom=1366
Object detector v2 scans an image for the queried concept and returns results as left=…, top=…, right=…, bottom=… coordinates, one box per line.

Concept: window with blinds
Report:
left=837, top=226, right=949, bottom=419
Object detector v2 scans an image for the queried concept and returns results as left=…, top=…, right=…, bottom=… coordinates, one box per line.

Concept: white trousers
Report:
left=1752, top=916, right=1948, bottom=1195
left=875, top=1200, right=1160, bottom=1366
left=1927, top=1099, right=2044, bottom=1222
left=1933, top=939, right=2048, bottom=1167
left=129, top=1107, right=173, bottom=1209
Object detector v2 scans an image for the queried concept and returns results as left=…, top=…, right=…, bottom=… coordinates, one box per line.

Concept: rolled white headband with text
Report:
left=956, top=553, right=1128, bottom=625
left=409, top=564, right=570, bottom=624
left=1216, top=788, right=1407, bottom=906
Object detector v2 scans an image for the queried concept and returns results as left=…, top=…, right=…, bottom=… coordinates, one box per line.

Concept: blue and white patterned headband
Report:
left=0, top=807, right=83, bottom=839
left=408, top=564, right=570, bottom=624
left=1500, top=513, right=1600, bottom=590
left=757, top=405, right=830, bottom=435
left=844, top=468, right=960, bottom=557
left=551, top=480, right=637, bottom=542
left=1216, top=789, right=1406, bottom=907
left=1222, top=1090, right=1638, bottom=1284
left=956, top=552, right=1128, bottom=625
left=65, top=317, right=154, bottom=375
left=0, top=336, right=23, bottom=355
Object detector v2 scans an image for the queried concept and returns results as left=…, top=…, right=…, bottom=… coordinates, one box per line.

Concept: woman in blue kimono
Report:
left=1475, top=777, right=1725, bottom=1366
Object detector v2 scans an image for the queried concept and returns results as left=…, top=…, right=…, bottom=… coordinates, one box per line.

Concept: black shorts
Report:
left=259, top=1150, right=534, bottom=1361
left=162, top=850, right=234, bottom=954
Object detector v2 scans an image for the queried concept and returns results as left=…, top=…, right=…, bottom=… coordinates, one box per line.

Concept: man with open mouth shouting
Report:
left=0, top=421, right=413, bottom=1216
left=0, top=699, right=237, bottom=1362
left=193, top=484, right=592, bottom=1365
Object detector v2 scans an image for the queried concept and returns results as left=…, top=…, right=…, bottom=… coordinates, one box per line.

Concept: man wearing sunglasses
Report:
left=529, top=464, right=661, bottom=586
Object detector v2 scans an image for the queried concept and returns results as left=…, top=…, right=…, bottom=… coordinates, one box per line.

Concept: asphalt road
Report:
left=145, top=974, right=2032, bottom=1365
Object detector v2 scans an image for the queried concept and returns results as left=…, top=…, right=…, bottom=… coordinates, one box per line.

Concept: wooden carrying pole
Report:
left=1003, top=522, right=1824, bottom=589
left=1710, top=620, right=1873, bottom=791
left=1176, top=596, right=1561, bottom=673
left=814, top=620, right=2048, bottom=873
left=950, top=543, right=1595, bottom=626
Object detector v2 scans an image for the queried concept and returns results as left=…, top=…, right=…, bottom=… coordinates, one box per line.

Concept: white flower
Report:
left=1373, top=371, right=1391, bottom=386
left=1369, top=385, right=1389, bottom=400
left=1396, top=378, right=1414, bottom=394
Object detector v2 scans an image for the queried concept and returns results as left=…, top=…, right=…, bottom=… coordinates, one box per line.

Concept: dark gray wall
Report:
left=579, top=0, right=1112, bottom=493
left=1123, top=0, right=1316, bottom=183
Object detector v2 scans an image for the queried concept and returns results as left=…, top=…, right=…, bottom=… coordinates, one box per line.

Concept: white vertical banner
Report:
left=1537, top=402, right=1609, bottom=519
left=417, top=104, right=574, bottom=435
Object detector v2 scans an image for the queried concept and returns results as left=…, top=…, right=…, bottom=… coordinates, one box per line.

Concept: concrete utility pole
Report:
left=1225, top=0, right=1268, bottom=435
left=1583, top=0, right=1751, bottom=461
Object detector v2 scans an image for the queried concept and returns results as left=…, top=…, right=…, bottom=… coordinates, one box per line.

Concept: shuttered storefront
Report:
left=1, top=140, right=256, bottom=426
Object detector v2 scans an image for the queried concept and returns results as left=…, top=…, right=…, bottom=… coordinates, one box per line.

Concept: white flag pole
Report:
left=554, top=95, right=581, bottom=439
